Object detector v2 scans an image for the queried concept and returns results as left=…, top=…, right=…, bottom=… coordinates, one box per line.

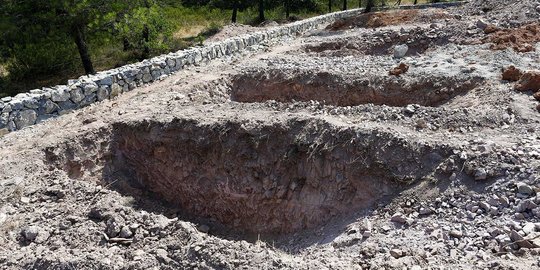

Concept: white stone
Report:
left=394, top=44, right=409, bottom=58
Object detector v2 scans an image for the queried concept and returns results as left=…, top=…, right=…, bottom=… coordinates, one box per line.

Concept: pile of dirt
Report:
left=327, top=9, right=453, bottom=30
left=502, top=65, right=523, bottom=81
left=483, top=23, right=540, bottom=52
left=515, top=71, right=540, bottom=92
left=501, top=66, right=540, bottom=112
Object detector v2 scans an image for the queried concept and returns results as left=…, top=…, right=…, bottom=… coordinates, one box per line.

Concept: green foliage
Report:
left=117, top=5, right=173, bottom=59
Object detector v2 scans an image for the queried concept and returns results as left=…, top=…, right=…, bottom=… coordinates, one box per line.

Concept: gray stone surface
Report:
left=14, top=110, right=37, bottom=129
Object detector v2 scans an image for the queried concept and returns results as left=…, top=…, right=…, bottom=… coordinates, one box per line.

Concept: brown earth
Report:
left=389, top=63, right=409, bottom=76
left=326, top=9, right=453, bottom=30
left=534, top=91, right=540, bottom=101
left=515, top=71, right=540, bottom=92
left=483, top=23, right=540, bottom=52
left=502, top=65, right=523, bottom=81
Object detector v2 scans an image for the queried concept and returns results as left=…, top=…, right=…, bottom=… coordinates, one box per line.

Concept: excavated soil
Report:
left=2, top=2, right=540, bottom=269
left=327, top=9, right=453, bottom=30
left=483, top=23, right=540, bottom=53
left=43, top=117, right=450, bottom=235
left=231, top=68, right=483, bottom=107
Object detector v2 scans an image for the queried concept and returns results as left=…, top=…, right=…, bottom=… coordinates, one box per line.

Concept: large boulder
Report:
left=14, top=110, right=37, bottom=129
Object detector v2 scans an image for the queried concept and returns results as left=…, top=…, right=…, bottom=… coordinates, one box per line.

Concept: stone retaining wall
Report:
left=0, top=9, right=365, bottom=132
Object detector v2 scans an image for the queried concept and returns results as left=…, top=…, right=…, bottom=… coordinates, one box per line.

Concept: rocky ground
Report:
left=1, top=1, right=540, bottom=269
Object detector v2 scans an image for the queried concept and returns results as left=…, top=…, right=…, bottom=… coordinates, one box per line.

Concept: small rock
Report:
left=105, top=218, right=122, bottom=238
left=394, top=44, right=408, bottom=58
left=391, top=213, right=407, bottom=224
left=502, top=66, right=523, bottom=81
left=405, top=104, right=416, bottom=114
left=476, top=20, right=488, bottom=30
left=21, top=226, right=40, bottom=241
left=390, top=248, right=404, bottom=258
left=515, top=71, right=540, bottom=92
left=14, top=110, right=37, bottom=129
left=197, top=224, right=210, bottom=233
left=533, top=92, right=540, bottom=101
left=119, top=226, right=133, bottom=238
left=449, top=230, right=463, bottom=239
left=517, top=182, right=534, bottom=195
left=389, top=63, right=409, bottom=76
left=523, top=223, right=536, bottom=235
left=474, top=168, right=487, bottom=180
left=510, top=230, right=536, bottom=249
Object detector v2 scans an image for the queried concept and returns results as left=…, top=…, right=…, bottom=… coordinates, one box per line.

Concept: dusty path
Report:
left=1, top=1, right=540, bottom=269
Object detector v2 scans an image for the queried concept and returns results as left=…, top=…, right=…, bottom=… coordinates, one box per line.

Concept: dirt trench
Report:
left=304, top=27, right=452, bottom=57
left=231, top=69, right=483, bottom=107
left=43, top=116, right=453, bottom=234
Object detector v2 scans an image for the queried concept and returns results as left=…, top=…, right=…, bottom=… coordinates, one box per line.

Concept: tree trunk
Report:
left=359, top=0, right=362, bottom=8
left=232, top=0, right=238, bottom=23
left=285, top=0, right=290, bottom=19
left=142, top=0, right=151, bottom=60
left=258, top=0, right=265, bottom=22
left=72, top=23, right=95, bottom=75
left=414, top=0, right=418, bottom=4
left=328, top=0, right=332, bottom=12
left=142, top=25, right=150, bottom=60
left=365, top=0, right=374, bottom=12
left=342, top=0, right=347, bottom=10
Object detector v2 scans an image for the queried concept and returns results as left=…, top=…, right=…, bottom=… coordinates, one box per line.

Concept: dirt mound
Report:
left=515, top=71, right=540, bottom=92
left=483, top=23, right=540, bottom=52
left=502, top=65, right=523, bottom=81
left=327, top=9, right=452, bottom=30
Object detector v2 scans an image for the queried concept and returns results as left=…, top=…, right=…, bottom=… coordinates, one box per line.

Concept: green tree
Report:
left=258, top=0, right=265, bottom=22
left=232, top=0, right=239, bottom=22
left=116, top=1, right=172, bottom=60
left=0, top=0, right=151, bottom=76
left=365, top=0, right=375, bottom=12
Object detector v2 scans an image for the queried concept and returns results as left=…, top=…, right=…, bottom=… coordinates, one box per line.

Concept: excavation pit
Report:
left=231, top=69, right=484, bottom=107
left=44, top=116, right=451, bottom=235
left=303, top=26, right=452, bottom=57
